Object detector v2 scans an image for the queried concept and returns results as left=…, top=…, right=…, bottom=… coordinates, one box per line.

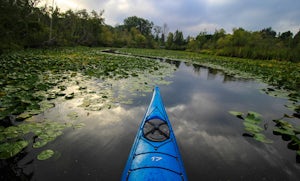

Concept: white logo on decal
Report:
left=151, top=156, right=162, bottom=161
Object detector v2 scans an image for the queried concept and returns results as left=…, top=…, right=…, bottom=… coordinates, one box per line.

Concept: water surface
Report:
left=2, top=60, right=300, bottom=180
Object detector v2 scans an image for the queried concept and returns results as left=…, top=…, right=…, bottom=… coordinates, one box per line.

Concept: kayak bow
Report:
left=121, top=86, right=188, bottom=181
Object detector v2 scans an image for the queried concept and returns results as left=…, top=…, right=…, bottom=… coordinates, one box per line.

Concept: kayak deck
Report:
left=121, top=87, right=187, bottom=181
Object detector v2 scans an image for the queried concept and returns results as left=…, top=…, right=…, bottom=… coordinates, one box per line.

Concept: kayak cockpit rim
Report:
left=143, top=118, right=170, bottom=142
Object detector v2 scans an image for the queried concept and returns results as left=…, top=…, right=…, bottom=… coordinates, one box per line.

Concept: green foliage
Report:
left=0, top=47, right=176, bottom=159
left=228, top=111, right=244, bottom=119
left=0, top=118, right=84, bottom=159
left=166, top=32, right=174, bottom=49
left=229, top=111, right=273, bottom=143
left=165, top=30, right=186, bottom=50
left=174, top=30, right=185, bottom=48
left=273, top=119, right=300, bottom=155
left=230, top=109, right=300, bottom=155
left=0, top=2, right=159, bottom=50
left=1, top=1, right=298, bottom=62
left=123, top=16, right=154, bottom=37
left=0, top=140, right=28, bottom=159
left=188, top=27, right=300, bottom=62
left=37, top=149, right=54, bottom=160
left=0, top=47, right=175, bottom=120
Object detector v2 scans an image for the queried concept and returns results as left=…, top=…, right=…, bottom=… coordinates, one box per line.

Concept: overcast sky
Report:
left=42, top=0, right=300, bottom=37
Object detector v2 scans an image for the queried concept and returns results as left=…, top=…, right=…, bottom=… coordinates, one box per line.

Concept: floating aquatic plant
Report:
left=37, top=149, right=54, bottom=160
left=229, top=111, right=273, bottom=143
left=273, top=119, right=300, bottom=156
left=0, top=48, right=175, bottom=121
left=0, top=48, right=176, bottom=161
left=230, top=110, right=300, bottom=155
left=0, top=140, right=28, bottom=159
left=0, top=119, right=85, bottom=160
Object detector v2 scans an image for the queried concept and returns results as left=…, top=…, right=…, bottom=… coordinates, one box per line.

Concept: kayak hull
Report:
left=121, top=87, right=187, bottom=181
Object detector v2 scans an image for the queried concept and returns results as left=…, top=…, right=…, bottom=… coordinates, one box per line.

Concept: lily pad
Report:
left=39, top=101, right=55, bottom=112
left=3, top=126, right=20, bottom=139
left=230, top=110, right=272, bottom=144
left=67, top=112, right=79, bottom=120
left=272, top=119, right=300, bottom=156
left=254, top=133, right=273, bottom=143
left=229, top=111, right=244, bottom=119
left=285, top=104, right=300, bottom=112
left=73, top=123, right=86, bottom=129
left=273, top=119, right=298, bottom=136
left=0, top=119, right=71, bottom=159
left=261, top=88, right=290, bottom=99
left=0, top=140, right=28, bottom=159
left=65, top=93, right=75, bottom=100
left=58, top=85, right=67, bottom=91
left=248, top=111, right=262, bottom=118
left=47, top=93, right=57, bottom=100
left=37, top=149, right=54, bottom=160
left=55, top=92, right=66, bottom=96
left=17, top=109, right=42, bottom=120
left=244, top=122, right=264, bottom=133
left=33, top=140, right=48, bottom=148
left=244, top=112, right=261, bottom=124
left=273, top=128, right=295, bottom=136
left=78, top=86, right=87, bottom=90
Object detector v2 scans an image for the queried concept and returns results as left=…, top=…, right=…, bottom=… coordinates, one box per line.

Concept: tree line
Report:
left=185, top=28, right=300, bottom=62
left=1, top=0, right=299, bottom=62
left=0, top=0, right=159, bottom=49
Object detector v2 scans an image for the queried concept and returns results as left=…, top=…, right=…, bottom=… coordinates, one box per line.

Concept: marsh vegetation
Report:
left=1, top=1, right=300, bottom=180
left=0, top=47, right=299, bottom=180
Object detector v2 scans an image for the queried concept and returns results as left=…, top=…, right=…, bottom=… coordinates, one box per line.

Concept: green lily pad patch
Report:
left=229, top=110, right=272, bottom=143
left=273, top=119, right=300, bottom=154
left=0, top=119, right=78, bottom=159
left=285, top=103, right=300, bottom=113
left=253, top=133, right=273, bottom=144
left=230, top=110, right=300, bottom=155
left=67, top=112, right=79, bottom=120
left=0, top=48, right=177, bottom=161
left=0, top=140, right=28, bottom=159
left=33, top=140, right=49, bottom=149
left=65, top=93, right=75, bottom=100
left=73, top=123, right=86, bottom=129
left=37, top=149, right=54, bottom=160
left=229, top=111, right=244, bottom=119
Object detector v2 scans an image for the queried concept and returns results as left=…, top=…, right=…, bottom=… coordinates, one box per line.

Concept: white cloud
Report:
left=184, top=22, right=220, bottom=36
left=55, top=0, right=84, bottom=10
left=38, top=0, right=86, bottom=11
left=102, top=0, right=159, bottom=25
left=168, top=91, right=220, bottom=123
left=274, top=19, right=300, bottom=35
left=38, top=0, right=300, bottom=36
left=206, top=0, right=237, bottom=6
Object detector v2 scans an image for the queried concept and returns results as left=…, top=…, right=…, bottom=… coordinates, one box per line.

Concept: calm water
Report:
left=2, top=61, right=300, bottom=180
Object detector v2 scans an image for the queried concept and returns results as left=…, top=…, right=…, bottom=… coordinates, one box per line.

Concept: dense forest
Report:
left=1, top=0, right=300, bottom=62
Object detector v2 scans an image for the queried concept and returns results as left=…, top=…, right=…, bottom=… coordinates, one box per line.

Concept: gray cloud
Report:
left=48, top=0, right=300, bottom=36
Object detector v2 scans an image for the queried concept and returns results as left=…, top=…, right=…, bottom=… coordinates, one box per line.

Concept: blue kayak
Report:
left=121, top=86, right=188, bottom=181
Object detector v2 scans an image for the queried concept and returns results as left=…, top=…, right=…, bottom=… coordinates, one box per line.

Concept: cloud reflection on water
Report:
left=157, top=62, right=300, bottom=179
left=25, top=60, right=300, bottom=180
left=168, top=99, right=299, bottom=180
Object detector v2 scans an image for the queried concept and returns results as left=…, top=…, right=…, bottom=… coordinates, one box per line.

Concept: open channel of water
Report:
left=2, top=59, right=299, bottom=180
